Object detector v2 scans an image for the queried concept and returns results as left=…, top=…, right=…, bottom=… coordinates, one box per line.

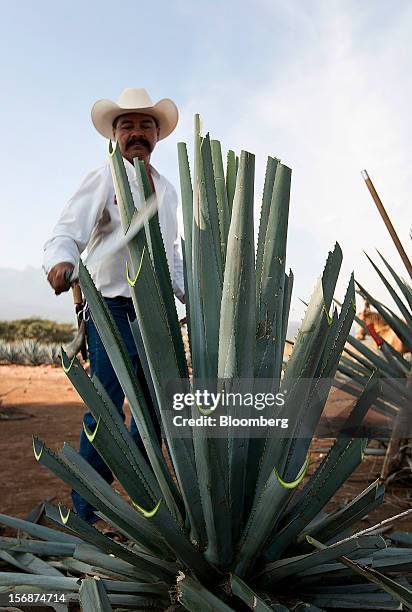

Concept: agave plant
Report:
left=335, top=251, right=412, bottom=483
left=337, top=252, right=411, bottom=390
left=1, top=117, right=412, bottom=610
left=0, top=339, right=23, bottom=364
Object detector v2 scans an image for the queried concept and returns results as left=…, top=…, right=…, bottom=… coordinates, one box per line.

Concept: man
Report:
left=44, top=88, right=184, bottom=523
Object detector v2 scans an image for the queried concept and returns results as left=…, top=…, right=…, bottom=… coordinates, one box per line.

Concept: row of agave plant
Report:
left=0, top=339, right=61, bottom=365
left=336, top=249, right=412, bottom=482
left=1, top=117, right=412, bottom=610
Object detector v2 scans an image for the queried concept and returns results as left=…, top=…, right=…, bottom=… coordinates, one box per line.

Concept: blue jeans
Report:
left=71, top=297, right=161, bottom=523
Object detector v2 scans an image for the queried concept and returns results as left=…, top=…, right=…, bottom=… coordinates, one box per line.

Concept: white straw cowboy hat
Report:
left=91, top=88, right=178, bottom=140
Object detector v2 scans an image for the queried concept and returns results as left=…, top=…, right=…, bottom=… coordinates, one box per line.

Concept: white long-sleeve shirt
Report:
left=43, top=159, right=185, bottom=301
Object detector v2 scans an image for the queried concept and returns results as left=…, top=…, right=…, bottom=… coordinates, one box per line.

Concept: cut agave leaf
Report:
left=231, top=574, right=287, bottom=611
left=263, top=436, right=368, bottom=563
left=257, top=535, right=385, bottom=586
left=178, top=575, right=235, bottom=611
left=0, top=549, right=65, bottom=577
left=235, top=454, right=308, bottom=576
left=79, top=578, right=112, bottom=612
left=61, top=350, right=161, bottom=507
left=253, top=244, right=343, bottom=506
left=32, top=436, right=165, bottom=558
left=135, top=159, right=188, bottom=381
left=108, top=144, right=205, bottom=543
left=296, top=480, right=385, bottom=550
left=307, top=536, right=412, bottom=609
left=255, top=160, right=291, bottom=381
left=44, top=503, right=172, bottom=583
left=218, top=150, right=256, bottom=546
left=0, top=537, right=74, bottom=559
left=211, top=139, right=230, bottom=265
left=0, top=513, right=81, bottom=544
left=226, top=149, right=237, bottom=214
left=0, top=572, right=79, bottom=591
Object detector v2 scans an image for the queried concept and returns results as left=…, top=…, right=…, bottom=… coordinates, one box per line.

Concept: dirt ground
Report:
left=0, top=364, right=411, bottom=534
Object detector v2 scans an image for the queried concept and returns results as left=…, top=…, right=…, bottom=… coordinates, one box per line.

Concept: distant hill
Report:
left=0, top=267, right=76, bottom=323
left=0, top=267, right=302, bottom=337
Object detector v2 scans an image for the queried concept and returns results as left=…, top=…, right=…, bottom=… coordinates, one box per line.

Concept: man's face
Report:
left=112, top=112, right=160, bottom=164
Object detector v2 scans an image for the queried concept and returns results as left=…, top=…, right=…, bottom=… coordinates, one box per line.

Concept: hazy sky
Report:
left=1, top=0, right=411, bottom=321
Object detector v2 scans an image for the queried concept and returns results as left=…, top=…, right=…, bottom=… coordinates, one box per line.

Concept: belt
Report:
left=105, top=296, right=133, bottom=305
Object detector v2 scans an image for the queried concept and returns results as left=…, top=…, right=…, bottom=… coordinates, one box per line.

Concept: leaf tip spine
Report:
left=83, top=417, right=100, bottom=443
left=58, top=505, right=71, bottom=525
left=61, top=349, right=76, bottom=373
left=132, top=498, right=162, bottom=518
left=32, top=437, right=44, bottom=461
left=274, top=453, right=310, bottom=490
left=126, top=246, right=146, bottom=287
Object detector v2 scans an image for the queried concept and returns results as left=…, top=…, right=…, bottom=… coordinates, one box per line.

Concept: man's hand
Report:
left=47, top=262, right=75, bottom=295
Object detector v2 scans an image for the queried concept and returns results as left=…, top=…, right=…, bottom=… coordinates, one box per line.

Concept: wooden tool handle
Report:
left=71, top=283, right=83, bottom=306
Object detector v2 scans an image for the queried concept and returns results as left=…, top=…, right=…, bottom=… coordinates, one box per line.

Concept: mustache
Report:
left=126, top=136, right=150, bottom=150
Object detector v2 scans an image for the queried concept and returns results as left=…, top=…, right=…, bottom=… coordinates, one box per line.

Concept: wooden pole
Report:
left=362, top=170, right=412, bottom=480
left=361, top=170, right=412, bottom=280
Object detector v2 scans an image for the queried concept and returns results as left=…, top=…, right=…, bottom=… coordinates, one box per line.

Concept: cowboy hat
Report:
left=91, top=88, right=178, bottom=140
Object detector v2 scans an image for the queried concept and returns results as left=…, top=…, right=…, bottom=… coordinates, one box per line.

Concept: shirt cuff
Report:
left=43, top=236, right=80, bottom=275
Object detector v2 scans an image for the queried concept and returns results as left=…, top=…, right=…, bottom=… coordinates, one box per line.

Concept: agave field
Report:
left=1, top=117, right=412, bottom=610
left=0, top=319, right=75, bottom=365
left=0, top=339, right=61, bottom=366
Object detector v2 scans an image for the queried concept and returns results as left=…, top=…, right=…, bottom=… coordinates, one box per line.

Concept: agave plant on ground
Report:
left=335, top=250, right=412, bottom=484
left=1, top=117, right=412, bottom=610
